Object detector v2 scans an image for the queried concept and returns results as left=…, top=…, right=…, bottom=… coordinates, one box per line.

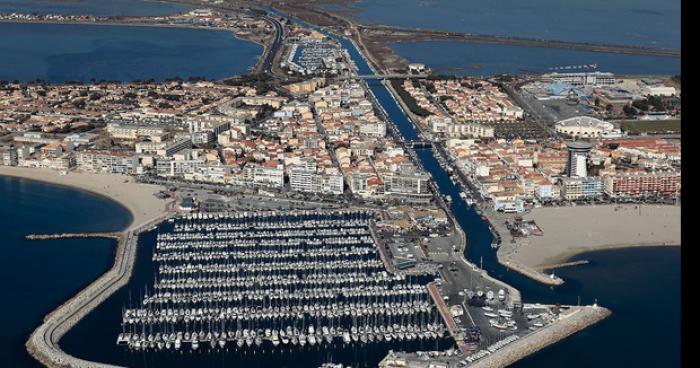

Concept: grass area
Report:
left=620, top=119, right=681, bottom=134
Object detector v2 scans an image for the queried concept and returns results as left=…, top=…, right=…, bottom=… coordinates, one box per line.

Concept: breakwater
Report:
left=468, top=305, right=611, bottom=368
left=26, top=233, right=120, bottom=241
left=26, top=213, right=172, bottom=368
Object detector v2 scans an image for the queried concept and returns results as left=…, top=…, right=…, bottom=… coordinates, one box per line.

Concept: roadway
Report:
left=261, top=15, right=284, bottom=74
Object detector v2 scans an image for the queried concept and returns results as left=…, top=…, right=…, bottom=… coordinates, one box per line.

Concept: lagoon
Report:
left=0, top=0, right=189, bottom=16
left=0, top=22, right=262, bottom=83
left=347, top=0, right=680, bottom=48
left=391, top=40, right=680, bottom=76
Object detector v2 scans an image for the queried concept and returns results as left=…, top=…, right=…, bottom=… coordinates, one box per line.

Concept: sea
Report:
left=0, top=175, right=131, bottom=368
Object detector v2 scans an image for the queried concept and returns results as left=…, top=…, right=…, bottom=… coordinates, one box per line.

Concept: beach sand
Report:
left=497, top=204, right=680, bottom=276
left=0, top=167, right=169, bottom=231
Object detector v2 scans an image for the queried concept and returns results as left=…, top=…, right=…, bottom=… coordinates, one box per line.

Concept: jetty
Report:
left=26, top=213, right=172, bottom=368
left=26, top=232, right=120, bottom=240
left=379, top=304, right=611, bottom=367
left=467, top=305, right=611, bottom=367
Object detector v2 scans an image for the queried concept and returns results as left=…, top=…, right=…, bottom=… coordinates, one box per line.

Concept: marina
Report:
left=117, top=210, right=450, bottom=353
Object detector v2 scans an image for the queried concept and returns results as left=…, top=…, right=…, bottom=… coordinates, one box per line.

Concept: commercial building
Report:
left=252, top=165, right=285, bottom=188
left=289, top=166, right=344, bottom=195
left=429, top=118, right=495, bottom=138
left=384, top=173, right=430, bottom=195
left=106, top=123, right=167, bottom=141
left=184, top=115, right=233, bottom=135
left=543, top=71, right=616, bottom=87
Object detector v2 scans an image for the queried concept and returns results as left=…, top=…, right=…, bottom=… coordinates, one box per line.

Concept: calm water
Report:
left=391, top=41, right=681, bottom=76
left=346, top=0, right=680, bottom=48
left=0, top=0, right=189, bottom=16
left=512, top=247, right=681, bottom=368
left=328, top=0, right=680, bottom=76
left=0, top=22, right=262, bottom=83
left=0, top=175, right=131, bottom=367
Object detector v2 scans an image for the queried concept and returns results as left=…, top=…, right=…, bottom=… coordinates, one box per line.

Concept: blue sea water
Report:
left=0, top=175, right=132, bottom=367
left=0, top=0, right=189, bottom=16
left=0, top=22, right=262, bottom=83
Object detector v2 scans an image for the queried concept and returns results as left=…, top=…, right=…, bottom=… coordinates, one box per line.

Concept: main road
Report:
left=261, top=14, right=284, bottom=74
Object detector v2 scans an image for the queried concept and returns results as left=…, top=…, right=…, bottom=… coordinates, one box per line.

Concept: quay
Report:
left=426, top=282, right=468, bottom=352
left=539, top=260, right=591, bottom=271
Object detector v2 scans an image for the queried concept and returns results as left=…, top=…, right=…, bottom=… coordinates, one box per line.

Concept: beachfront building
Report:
left=76, top=150, right=139, bottom=174
left=603, top=171, right=680, bottom=198
left=0, top=145, right=18, bottom=166
left=559, top=177, right=603, bottom=201
left=156, top=157, right=206, bottom=177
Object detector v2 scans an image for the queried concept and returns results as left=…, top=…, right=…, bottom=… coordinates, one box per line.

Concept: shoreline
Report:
left=493, top=203, right=681, bottom=286
left=2, top=167, right=178, bottom=368
left=0, top=167, right=168, bottom=231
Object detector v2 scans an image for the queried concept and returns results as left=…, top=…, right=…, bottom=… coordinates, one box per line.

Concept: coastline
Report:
left=0, top=167, right=168, bottom=231
left=494, top=204, right=681, bottom=285
left=2, top=167, right=178, bottom=368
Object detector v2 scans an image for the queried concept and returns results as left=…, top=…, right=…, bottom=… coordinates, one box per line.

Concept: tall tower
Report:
left=566, top=141, right=592, bottom=178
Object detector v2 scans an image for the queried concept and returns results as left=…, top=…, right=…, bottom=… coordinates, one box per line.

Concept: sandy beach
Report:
left=496, top=204, right=680, bottom=279
left=0, top=167, right=169, bottom=231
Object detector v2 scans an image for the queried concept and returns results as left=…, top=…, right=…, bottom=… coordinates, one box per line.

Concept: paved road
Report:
left=262, top=15, right=284, bottom=74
